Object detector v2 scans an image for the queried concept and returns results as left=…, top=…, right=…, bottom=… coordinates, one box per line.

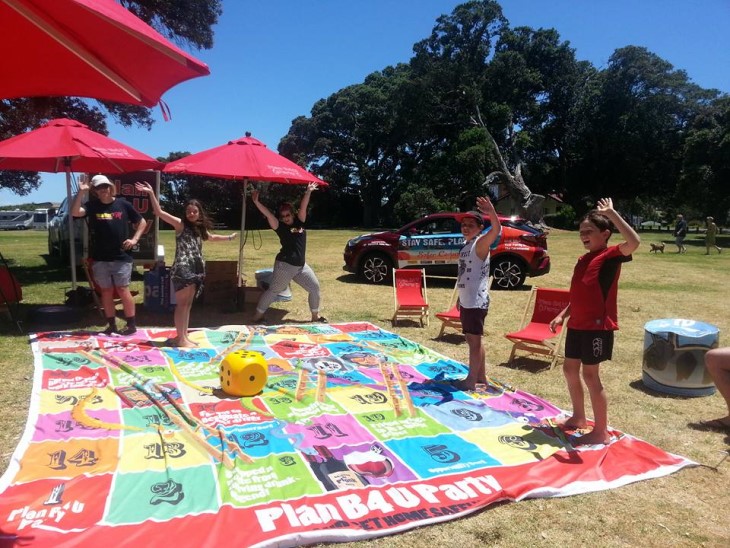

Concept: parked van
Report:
left=32, top=208, right=51, bottom=230
left=0, top=210, right=33, bottom=230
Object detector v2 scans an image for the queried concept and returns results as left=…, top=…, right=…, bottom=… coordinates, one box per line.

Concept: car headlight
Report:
left=347, top=236, right=365, bottom=247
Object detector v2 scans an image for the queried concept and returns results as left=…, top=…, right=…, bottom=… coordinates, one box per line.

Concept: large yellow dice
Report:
left=220, top=350, right=268, bottom=397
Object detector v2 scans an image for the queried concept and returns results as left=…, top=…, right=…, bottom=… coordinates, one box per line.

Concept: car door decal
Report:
left=397, top=233, right=464, bottom=268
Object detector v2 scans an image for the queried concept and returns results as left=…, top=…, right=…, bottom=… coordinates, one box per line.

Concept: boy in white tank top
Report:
left=453, top=196, right=501, bottom=391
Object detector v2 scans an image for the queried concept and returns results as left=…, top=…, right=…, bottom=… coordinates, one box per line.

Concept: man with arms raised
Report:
left=72, top=175, right=146, bottom=335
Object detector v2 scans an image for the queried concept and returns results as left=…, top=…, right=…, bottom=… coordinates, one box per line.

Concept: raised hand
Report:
left=476, top=196, right=496, bottom=213
left=597, top=197, right=614, bottom=212
left=306, top=182, right=319, bottom=193
left=78, top=174, right=90, bottom=192
left=134, top=181, right=153, bottom=194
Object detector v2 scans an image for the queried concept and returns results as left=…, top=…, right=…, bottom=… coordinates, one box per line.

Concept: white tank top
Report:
left=457, top=233, right=491, bottom=309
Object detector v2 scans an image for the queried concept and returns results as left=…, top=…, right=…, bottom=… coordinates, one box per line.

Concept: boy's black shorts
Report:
left=564, top=328, right=614, bottom=365
left=460, top=307, right=488, bottom=335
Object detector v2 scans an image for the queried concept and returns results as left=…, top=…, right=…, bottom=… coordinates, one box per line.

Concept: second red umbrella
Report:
left=163, top=133, right=327, bottom=287
left=0, top=118, right=163, bottom=288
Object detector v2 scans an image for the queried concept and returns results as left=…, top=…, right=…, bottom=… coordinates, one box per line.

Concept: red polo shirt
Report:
left=567, top=244, right=632, bottom=331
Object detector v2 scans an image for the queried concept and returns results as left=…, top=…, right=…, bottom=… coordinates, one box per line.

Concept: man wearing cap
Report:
left=454, top=196, right=502, bottom=391
left=71, top=174, right=147, bottom=335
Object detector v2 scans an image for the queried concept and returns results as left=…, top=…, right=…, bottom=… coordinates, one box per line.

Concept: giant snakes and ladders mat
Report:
left=0, top=322, right=693, bottom=547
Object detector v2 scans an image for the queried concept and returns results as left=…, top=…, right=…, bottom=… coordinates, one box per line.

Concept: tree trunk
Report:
left=474, top=110, right=545, bottom=225
left=485, top=162, right=545, bottom=226
left=360, top=179, right=383, bottom=227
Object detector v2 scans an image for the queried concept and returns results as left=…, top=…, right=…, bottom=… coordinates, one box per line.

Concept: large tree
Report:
left=279, top=0, right=588, bottom=225
left=402, top=0, right=507, bottom=212
left=676, top=95, right=730, bottom=222
left=403, top=2, right=589, bottom=223
left=565, top=46, right=719, bottom=210
left=482, top=27, right=592, bottom=216
left=280, top=65, right=413, bottom=226
left=0, top=0, right=221, bottom=196
left=280, top=0, right=510, bottom=225
left=278, top=0, right=724, bottom=226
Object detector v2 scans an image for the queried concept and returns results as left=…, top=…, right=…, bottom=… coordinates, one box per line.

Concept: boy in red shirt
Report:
left=549, top=198, right=640, bottom=445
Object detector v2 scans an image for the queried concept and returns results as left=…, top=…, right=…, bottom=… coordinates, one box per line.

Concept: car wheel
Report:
left=359, top=252, right=392, bottom=284
left=58, top=239, right=69, bottom=264
left=491, top=256, right=527, bottom=290
left=48, top=233, right=58, bottom=257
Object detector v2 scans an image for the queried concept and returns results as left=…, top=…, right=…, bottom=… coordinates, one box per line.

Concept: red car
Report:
left=343, top=213, right=550, bottom=289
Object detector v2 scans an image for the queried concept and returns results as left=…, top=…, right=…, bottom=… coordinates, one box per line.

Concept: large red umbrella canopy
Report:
left=163, top=135, right=327, bottom=185
left=0, top=0, right=210, bottom=107
left=0, top=118, right=163, bottom=172
left=0, top=117, right=162, bottom=289
left=163, top=134, right=327, bottom=287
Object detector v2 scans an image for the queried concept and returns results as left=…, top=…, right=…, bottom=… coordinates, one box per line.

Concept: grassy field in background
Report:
left=0, top=227, right=728, bottom=547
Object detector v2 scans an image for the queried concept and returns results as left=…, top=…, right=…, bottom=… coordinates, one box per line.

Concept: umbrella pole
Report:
left=65, top=160, right=78, bottom=290
left=237, top=179, right=247, bottom=288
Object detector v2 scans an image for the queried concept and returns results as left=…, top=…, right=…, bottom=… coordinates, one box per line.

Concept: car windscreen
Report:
left=408, top=218, right=460, bottom=235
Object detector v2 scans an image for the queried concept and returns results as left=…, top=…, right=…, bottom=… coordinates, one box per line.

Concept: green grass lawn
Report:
left=0, top=227, right=728, bottom=547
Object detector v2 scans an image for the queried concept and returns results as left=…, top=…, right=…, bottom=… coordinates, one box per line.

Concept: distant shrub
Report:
left=393, top=185, right=453, bottom=225
left=544, top=205, right=576, bottom=230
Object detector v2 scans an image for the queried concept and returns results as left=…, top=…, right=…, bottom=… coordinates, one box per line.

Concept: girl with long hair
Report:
left=251, top=182, right=324, bottom=323
left=136, top=182, right=237, bottom=347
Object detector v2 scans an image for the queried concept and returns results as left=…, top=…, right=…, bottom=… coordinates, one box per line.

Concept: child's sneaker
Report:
left=118, top=325, right=137, bottom=336
left=102, top=325, right=119, bottom=336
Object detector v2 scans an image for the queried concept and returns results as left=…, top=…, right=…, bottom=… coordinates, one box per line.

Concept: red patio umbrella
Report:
left=0, top=118, right=163, bottom=288
left=0, top=0, right=210, bottom=107
left=163, top=134, right=327, bottom=286
left=163, top=135, right=327, bottom=184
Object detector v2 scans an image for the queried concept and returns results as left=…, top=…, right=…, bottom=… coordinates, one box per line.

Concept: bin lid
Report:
left=644, top=318, right=719, bottom=337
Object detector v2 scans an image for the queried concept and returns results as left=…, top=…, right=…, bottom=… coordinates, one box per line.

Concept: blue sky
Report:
left=2, top=0, right=728, bottom=206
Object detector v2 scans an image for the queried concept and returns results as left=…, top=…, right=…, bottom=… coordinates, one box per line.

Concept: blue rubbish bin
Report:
left=144, top=266, right=176, bottom=312
left=255, top=269, right=292, bottom=302
left=642, top=318, right=719, bottom=397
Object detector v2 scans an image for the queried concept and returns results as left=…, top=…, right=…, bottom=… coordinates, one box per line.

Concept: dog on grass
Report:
left=649, top=242, right=665, bottom=253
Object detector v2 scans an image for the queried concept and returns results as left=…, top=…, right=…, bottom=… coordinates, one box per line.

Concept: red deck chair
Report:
left=0, top=263, right=22, bottom=332
left=504, top=287, right=570, bottom=368
left=435, top=276, right=494, bottom=338
left=392, top=269, right=429, bottom=327
left=435, top=280, right=460, bottom=337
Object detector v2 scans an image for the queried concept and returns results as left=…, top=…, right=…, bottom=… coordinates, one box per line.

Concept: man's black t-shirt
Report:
left=275, top=218, right=306, bottom=266
left=674, top=219, right=688, bottom=237
left=84, top=198, right=142, bottom=262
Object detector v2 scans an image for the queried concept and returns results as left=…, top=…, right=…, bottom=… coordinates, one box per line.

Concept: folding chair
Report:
left=0, top=260, right=23, bottom=332
left=392, top=269, right=429, bottom=327
left=435, top=275, right=493, bottom=338
left=504, top=287, right=570, bottom=368
left=83, top=258, right=139, bottom=318
left=435, top=280, right=460, bottom=338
